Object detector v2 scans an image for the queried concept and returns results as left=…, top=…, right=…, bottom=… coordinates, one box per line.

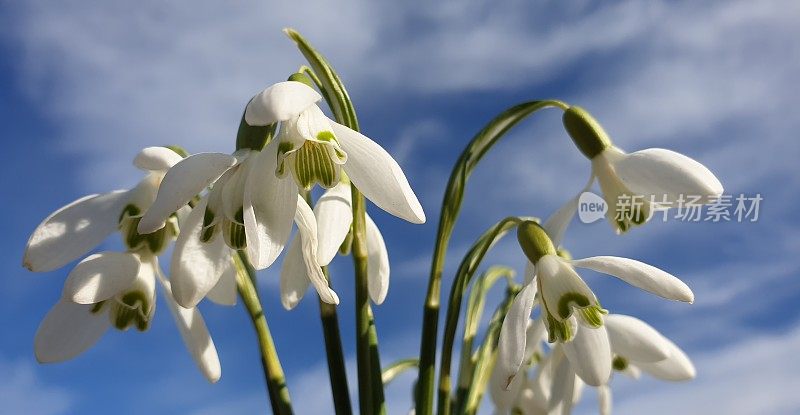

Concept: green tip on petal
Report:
left=563, top=106, right=612, bottom=160
left=546, top=313, right=573, bottom=343
left=517, top=221, right=556, bottom=263
left=612, top=355, right=629, bottom=371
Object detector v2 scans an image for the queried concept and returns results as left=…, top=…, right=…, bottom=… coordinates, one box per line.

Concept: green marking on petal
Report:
left=316, top=130, right=337, bottom=143
left=90, top=301, right=105, bottom=314
left=201, top=208, right=217, bottom=243
left=276, top=142, right=294, bottom=177
left=119, top=204, right=172, bottom=254
left=223, top=218, right=247, bottom=250
left=578, top=305, right=607, bottom=328
left=557, top=292, right=591, bottom=320
left=546, top=312, right=573, bottom=343
left=292, top=141, right=338, bottom=189
left=612, top=355, right=629, bottom=371
left=111, top=292, right=150, bottom=332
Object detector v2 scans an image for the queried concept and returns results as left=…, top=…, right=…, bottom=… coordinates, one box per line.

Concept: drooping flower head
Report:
left=137, top=80, right=424, bottom=308
left=24, top=147, right=221, bottom=382
left=496, top=211, right=694, bottom=392
left=562, top=106, right=724, bottom=233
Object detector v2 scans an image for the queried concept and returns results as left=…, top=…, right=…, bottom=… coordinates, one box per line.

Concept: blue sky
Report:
left=1, top=0, right=799, bottom=413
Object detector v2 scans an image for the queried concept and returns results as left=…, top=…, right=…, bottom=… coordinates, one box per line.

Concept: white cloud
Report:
left=0, top=357, right=73, bottom=415
left=612, top=324, right=800, bottom=415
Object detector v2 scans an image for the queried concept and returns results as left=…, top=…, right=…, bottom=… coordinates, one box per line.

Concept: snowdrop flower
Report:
left=497, top=215, right=693, bottom=389
left=138, top=80, right=423, bottom=281
left=24, top=146, right=184, bottom=273
left=24, top=147, right=221, bottom=382
left=562, top=106, right=723, bottom=233
left=494, top=346, right=584, bottom=415
left=605, top=314, right=696, bottom=382
left=280, top=181, right=390, bottom=309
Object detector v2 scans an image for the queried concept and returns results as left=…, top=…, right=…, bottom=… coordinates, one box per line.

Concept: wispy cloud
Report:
left=0, top=357, right=73, bottom=415
left=613, top=324, right=800, bottom=414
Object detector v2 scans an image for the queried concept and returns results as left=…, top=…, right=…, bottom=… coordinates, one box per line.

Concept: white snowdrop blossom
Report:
left=280, top=181, right=390, bottom=310
left=24, top=147, right=221, bottom=382
left=605, top=314, right=696, bottom=383
left=493, top=314, right=695, bottom=415
left=137, top=81, right=423, bottom=306
left=563, top=106, right=724, bottom=233
left=497, top=211, right=693, bottom=390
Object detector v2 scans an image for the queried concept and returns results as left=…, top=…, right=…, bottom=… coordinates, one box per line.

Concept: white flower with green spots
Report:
left=24, top=147, right=221, bottom=383
left=138, top=81, right=422, bottom=308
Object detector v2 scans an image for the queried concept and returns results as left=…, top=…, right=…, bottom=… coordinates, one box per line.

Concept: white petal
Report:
left=333, top=122, right=426, bottom=224
left=366, top=214, right=390, bottom=304
left=636, top=337, right=696, bottom=381
left=524, top=261, right=536, bottom=286
left=562, top=322, right=612, bottom=386
left=548, top=352, right=576, bottom=411
left=170, top=198, right=234, bottom=308
left=279, top=236, right=311, bottom=310
left=24, top=190, right=130, bottom=272
left=538, top=255, right=599, bottom=322
left=133, top=146, right=183, bottom=172
left=597, top=385, right=612, bottom=415
left=497, top=283, right=537, bottom=389
left=34, top=300, right=110, bottom=363
left=613, top=148, right=723, bottom=204
left=315, top=182, right=353, bottom=266
left=621, top=363, right=642, bottom=379
left=604, top=314, right=671, bottom=362
left=157, top=274, right=221, bottom=383
left=244, top=139, right=298, bottom=269
left=62, top=252, right=140, bottom=304
left=138, top=153, right=237, bottom=234
left=571, top=256, right=694, bottom=303
left=490, top=356, right=525, bottom=410
left=206, top=264, right=238, bottom=306
left=244, top=81, right=322, bottom=125
left=543, top=174, right=593, bottom=246
left=530, top=348, right=560, bottom=412
left=294, top=198, right=339, bottom=305
left=523, top=317, right=546, bottom=359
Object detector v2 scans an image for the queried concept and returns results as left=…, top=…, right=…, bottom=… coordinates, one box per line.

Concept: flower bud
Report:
left=563, top=106, right=612, bottom=160
left=516, top=221, right=556, bottom=264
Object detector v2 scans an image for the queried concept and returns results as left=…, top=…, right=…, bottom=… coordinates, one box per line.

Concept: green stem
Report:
left=437, top=218, right=526, bottom=415
left=462, top=288, right=519, bottom=415
left=319, top=267, right=354, bottom=415
left=368, top=304, right=387, bottom=415
left=416, top=100, right=568, bottom=415
left=234, top=251, right=294, bottom=415
left=298, top=187, right=353, bottom=415
left=451, top=267, right=515, bottom=414
left=352, top=184, right=376, bottom=415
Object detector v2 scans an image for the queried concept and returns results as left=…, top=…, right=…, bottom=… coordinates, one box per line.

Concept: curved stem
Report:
left=437, top=218, right=525, bottom=415
left=234, top=251, right=294, bottom=415
left=416, top=100, right=568, bottom=415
